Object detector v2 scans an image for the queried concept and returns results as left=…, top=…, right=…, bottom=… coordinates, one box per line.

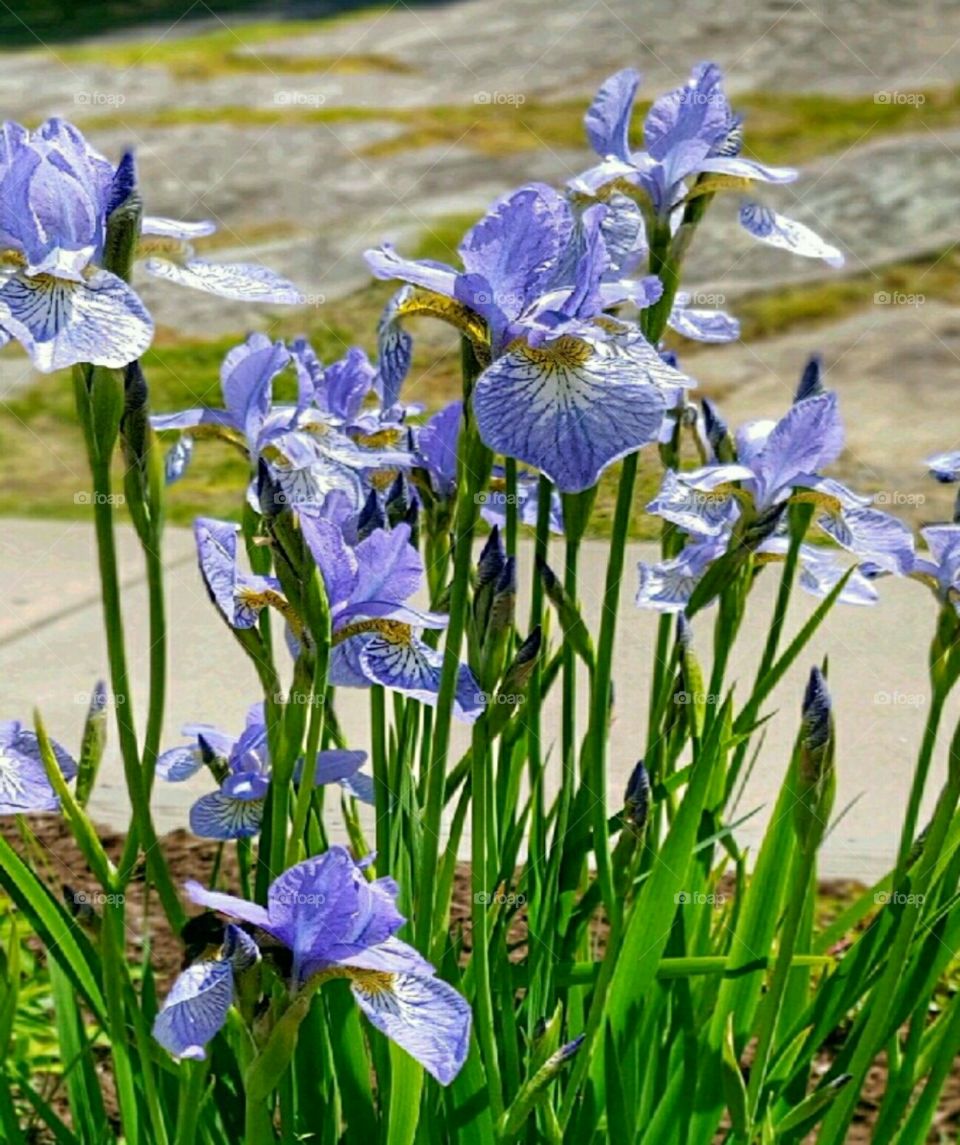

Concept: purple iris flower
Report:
left=0, top=721, right=77, bottom=814
left=647, top=390, right=914, bottom=575
left=299, top=516, right=485, bottom=721
left=0, top=120, right=301, bottom=372
left=157, top=704, right=371, bottom=840
left=366, top=183, right=691, bottom=493
left=154, top=334, right=411, bottom=512
left=575, top=65, right=842, bottom=268
left=155, top=848, right=472, bottom=1083
left=910, top=526, right=960, bottom=614
left=639, top=385, right=914, bottom=612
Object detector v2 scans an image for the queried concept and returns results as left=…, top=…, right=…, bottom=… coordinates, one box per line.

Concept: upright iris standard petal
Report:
left=416, top=401, right=462, bottom=498
left=0, top=721, right=77, bottom=814
left=220, top=333, right=290, bottom=446
left=584, top=68, right=640, bottom=161
left=0, top=269, right=153, bottom=372
left=751, top=392, right=844, bottom=506
left=739, top=202, right=844, bottom=268
left=472, top=335, right=669, bottom=493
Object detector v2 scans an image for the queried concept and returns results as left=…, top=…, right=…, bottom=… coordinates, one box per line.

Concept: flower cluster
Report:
left=637, top=358, right=915, bottom=611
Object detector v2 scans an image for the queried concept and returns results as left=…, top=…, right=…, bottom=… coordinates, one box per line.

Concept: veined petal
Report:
left=668, top=293, right=740, bottom=342
left=364, top=244, right=457, bottom=297
left=817, top=507, right=915, bottom=575
left=635, top=540, right=724, bottom=613
left=739, top=202, right=844, bottom=268
left=184, top=881, right=272, bottom=931
left=155, top=744, right=203, bottom=782
left=348, top=966, right=471, bottom=1084
left=376, top=287, right=414, bottom=410
left=0, top=721, right=77, bottom=815
left=189, top=791, right=265, bottom=840
left=472, top=335, right=667, bottom=493
left=142, top=217, right=217, bottom=240
left=143, top=257, right=304, bottom=304
left=585, top=68, right=640, bottom=162
left=699, top=156, right=796, bottom=184
left=647, top=466, right=750, bottom=536
left=309, top=749, right=368, bottom=786
left=0, top=269, right=152, bottom=372
left=152, top=956, right=234, bottom=1060
left=353, top=629, right=484, bottom=722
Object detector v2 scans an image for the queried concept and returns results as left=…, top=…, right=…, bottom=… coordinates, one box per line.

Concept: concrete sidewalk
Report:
left=2, top=519, right=956, bottom=883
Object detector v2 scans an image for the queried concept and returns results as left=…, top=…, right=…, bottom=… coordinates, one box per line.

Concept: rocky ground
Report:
left=1, top=0, right=959, bottom=501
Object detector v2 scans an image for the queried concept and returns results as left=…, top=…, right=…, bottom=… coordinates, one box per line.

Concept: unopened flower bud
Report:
left=357, top=489, right=385, bottom=540
left=794, top=354, right=824, bottom=403
left=624, top=761, right=651, bottom=834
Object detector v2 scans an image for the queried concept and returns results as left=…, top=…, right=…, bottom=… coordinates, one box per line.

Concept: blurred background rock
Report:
left=1, top=0, right=959, bottom=533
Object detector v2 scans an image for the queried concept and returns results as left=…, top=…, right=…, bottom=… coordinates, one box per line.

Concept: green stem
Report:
left=79, top=405, right=182, bottom=931
left=419, top=341, right=490, bottom=955
left=892, top=684, right=946, bottom=881
left=370, top=686, right=390, bottom=869
left=471, top=712, right=504, bottom=1119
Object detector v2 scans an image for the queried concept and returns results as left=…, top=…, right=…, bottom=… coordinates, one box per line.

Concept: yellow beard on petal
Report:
left=333, top=619, right=412, bottom=647
left=347, top=968, right=398, bottom=995
left=513, top=336, right=592, bottom=370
